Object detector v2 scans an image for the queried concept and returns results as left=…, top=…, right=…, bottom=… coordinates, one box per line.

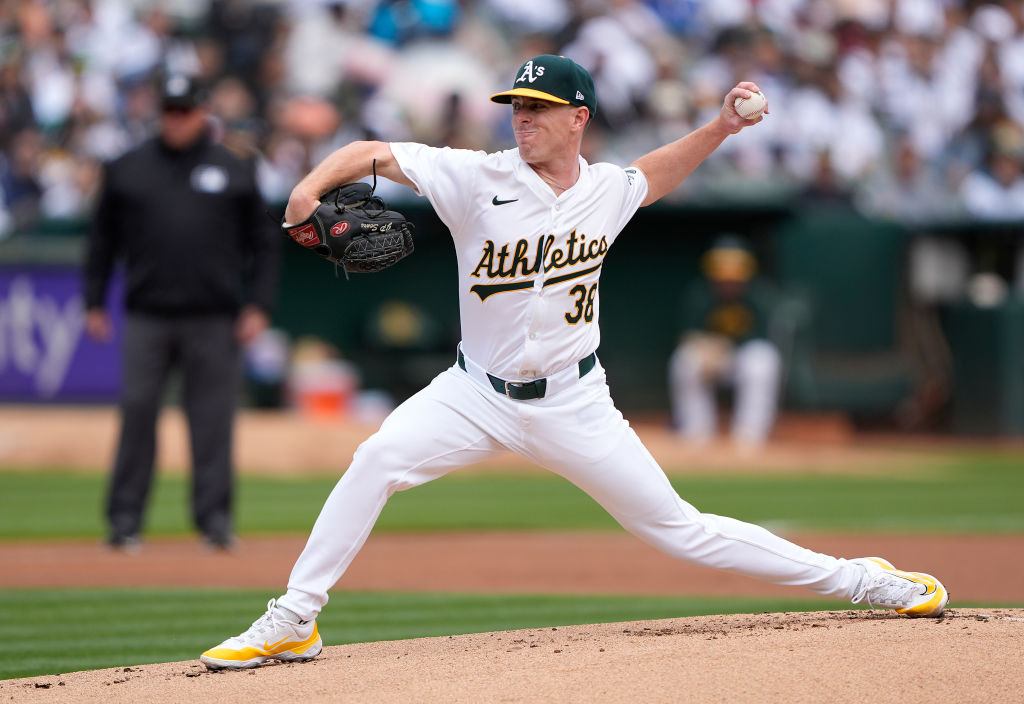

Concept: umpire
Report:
left=84, top=74, right=279, bottom=551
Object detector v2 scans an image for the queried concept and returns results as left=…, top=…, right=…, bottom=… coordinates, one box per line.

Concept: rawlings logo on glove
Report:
left=283, top=175, right=414, bottom=275
left=288, top=223, right=320, bottom=247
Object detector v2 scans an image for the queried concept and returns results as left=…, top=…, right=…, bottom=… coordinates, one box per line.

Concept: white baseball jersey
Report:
left=390, top=143, right=648, bottom=380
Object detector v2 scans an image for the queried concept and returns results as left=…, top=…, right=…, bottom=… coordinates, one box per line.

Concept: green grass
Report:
left=0, top=588, right=900, bottom=680
left=1, top=450, right=1023, bottom=540
left=2, top=452, right=1020, bottom=680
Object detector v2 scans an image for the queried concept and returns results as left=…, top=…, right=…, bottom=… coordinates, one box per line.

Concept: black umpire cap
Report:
left=159, top=74, right=206, bottom=110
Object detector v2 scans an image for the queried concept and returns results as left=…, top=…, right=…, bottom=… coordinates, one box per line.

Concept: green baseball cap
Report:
left=490, top=55, right=597, bottom=116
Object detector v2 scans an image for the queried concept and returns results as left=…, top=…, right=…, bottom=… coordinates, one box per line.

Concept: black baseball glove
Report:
left=283, top=181, right=414, bottom=275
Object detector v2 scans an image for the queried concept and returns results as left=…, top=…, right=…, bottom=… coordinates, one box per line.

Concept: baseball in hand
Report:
left=734, top=91, right=767, bottom=120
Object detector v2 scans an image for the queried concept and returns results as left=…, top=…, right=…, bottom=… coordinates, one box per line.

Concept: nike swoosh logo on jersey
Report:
left=492, top=196, right=518, bottom=206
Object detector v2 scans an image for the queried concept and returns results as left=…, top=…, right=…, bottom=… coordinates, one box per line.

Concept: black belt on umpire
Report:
left=457, top=348, right=597, bottom=401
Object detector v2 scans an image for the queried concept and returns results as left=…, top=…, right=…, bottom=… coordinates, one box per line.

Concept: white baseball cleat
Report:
left=850, top=557, right=949, bottom=617
left=200, top=599, right=322, bottom=670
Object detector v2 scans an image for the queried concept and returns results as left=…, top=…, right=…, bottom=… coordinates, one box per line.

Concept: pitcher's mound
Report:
left=6, top=608, right=1022, bottom=703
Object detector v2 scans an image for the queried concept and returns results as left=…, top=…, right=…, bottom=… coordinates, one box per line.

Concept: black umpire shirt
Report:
left=84, top=132, right=278, bottom=317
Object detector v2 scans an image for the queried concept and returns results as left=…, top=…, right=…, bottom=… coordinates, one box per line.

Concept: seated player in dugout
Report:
left=200, top=55, right=949, bottom=671
left=669, top=235, right=782, bottom=449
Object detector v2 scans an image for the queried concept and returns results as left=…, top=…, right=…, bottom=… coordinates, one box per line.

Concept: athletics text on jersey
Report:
left=390, top=143, right=647, bottom=380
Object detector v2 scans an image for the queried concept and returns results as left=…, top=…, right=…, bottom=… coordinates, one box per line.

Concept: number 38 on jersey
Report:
left=565, top=283, right=597, bottom=325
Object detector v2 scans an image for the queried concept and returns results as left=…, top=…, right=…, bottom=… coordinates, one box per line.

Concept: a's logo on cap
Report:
left=516, top=60, right=545, bottom=84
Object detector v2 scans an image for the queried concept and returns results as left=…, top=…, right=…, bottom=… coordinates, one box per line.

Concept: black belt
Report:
left=457, top=350, right=597, bottom=400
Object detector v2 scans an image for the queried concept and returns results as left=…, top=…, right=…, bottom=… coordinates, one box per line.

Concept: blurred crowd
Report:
left=5, top=0, right=1024, bottom=238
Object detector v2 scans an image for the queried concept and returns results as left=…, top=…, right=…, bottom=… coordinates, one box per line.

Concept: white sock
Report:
left=275, top=603, right=304, bottom=624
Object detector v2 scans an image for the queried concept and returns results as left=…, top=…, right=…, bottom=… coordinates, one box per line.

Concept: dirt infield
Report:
left=2, top=532, right=1022, bottom=604
left=5, top=609, right=1023, bottom=703
left=0, top=405, right=947, bottom=476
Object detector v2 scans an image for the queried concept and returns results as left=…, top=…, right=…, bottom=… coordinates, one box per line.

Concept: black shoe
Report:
left=201, top=533, right=237, bottom=551
left=107, top=533, right=142, bottom=553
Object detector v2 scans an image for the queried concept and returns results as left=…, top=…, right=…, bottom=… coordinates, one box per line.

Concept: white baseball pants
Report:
left=669, top=338, right=782, bottom=445
left=278, top=359, right=862, bottom=620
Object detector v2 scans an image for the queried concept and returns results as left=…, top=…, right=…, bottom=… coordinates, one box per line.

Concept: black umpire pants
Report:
left=106, top=313, right=239, bottom=539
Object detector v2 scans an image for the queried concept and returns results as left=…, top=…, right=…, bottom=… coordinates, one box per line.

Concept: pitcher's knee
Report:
left=348, top=436, right=414, bottom=493
left=623, top=516, right=711, bottom=560
left=614, top=499, right=708, bottom=548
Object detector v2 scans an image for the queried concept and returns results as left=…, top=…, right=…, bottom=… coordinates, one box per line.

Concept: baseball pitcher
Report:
left=201, top=55, right=947, bottom=670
